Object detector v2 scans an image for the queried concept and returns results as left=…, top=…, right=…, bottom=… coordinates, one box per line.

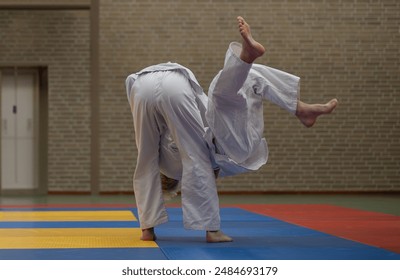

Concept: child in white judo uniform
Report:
left=126, top=16, right=337, bottom=242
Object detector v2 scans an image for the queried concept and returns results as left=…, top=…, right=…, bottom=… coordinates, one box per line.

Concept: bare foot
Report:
left=296, top=98, right=338, bottom=127
left=206, top=230, right=233, bottom=243
left=237, top=16, right=265, bottom=63
left=141, top=228, right=156, bottom=241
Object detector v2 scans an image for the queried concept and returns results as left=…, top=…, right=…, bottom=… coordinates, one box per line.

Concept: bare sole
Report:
left=237, top=16, right=265, bottom=63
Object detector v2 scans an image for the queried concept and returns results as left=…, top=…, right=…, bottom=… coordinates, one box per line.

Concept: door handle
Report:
left=2, top=119, right=6, bottom=133
left=27, top=118, right=32, bottom=131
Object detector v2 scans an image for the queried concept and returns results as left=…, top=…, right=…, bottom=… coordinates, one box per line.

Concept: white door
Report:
left=1, top=70, right=37, bottom=190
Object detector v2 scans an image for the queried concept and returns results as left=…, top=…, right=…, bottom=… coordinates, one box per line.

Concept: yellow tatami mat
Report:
left=0, top=211, right=136, bottom=221
left=0, top=228, right=157, bottom=249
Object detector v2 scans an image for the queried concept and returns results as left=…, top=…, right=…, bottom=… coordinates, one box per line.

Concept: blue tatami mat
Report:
left=0, top=248, right=167, bottom=260
left=153, top=208, right=400, bottom=260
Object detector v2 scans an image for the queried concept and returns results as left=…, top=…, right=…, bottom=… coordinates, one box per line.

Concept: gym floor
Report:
left=0, top=193, right=399, bottom=260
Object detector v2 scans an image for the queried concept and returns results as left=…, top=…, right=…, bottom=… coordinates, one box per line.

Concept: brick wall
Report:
left=99, top=0, right=399, bottom=192
left=1, top=0, right=398, bottom=193
left=0, top=10, right=91, bottom=191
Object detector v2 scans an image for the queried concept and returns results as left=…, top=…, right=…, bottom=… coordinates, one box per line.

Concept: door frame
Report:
left=0, top=66, right=48, bottom=195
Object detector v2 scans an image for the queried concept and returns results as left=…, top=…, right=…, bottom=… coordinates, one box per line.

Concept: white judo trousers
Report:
left=126, top=68, right=220, bottom=231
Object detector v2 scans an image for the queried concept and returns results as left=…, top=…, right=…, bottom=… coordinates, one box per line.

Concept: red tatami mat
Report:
left=238, top=204, right=400, bottom=254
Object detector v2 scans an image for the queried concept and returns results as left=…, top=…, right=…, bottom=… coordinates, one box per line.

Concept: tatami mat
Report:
left=239, top=204, right=400, bottom=253
left=0, top=206, right=399, bottom=260
left=154, top=208, right=400, bottom=260
left=0, top=228, right=156, bottom=249
left=0, top=210, right=136, bottom=221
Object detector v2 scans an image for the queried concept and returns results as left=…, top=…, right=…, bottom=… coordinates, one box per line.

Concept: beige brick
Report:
left=1, top=0, right=398, bottom=193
